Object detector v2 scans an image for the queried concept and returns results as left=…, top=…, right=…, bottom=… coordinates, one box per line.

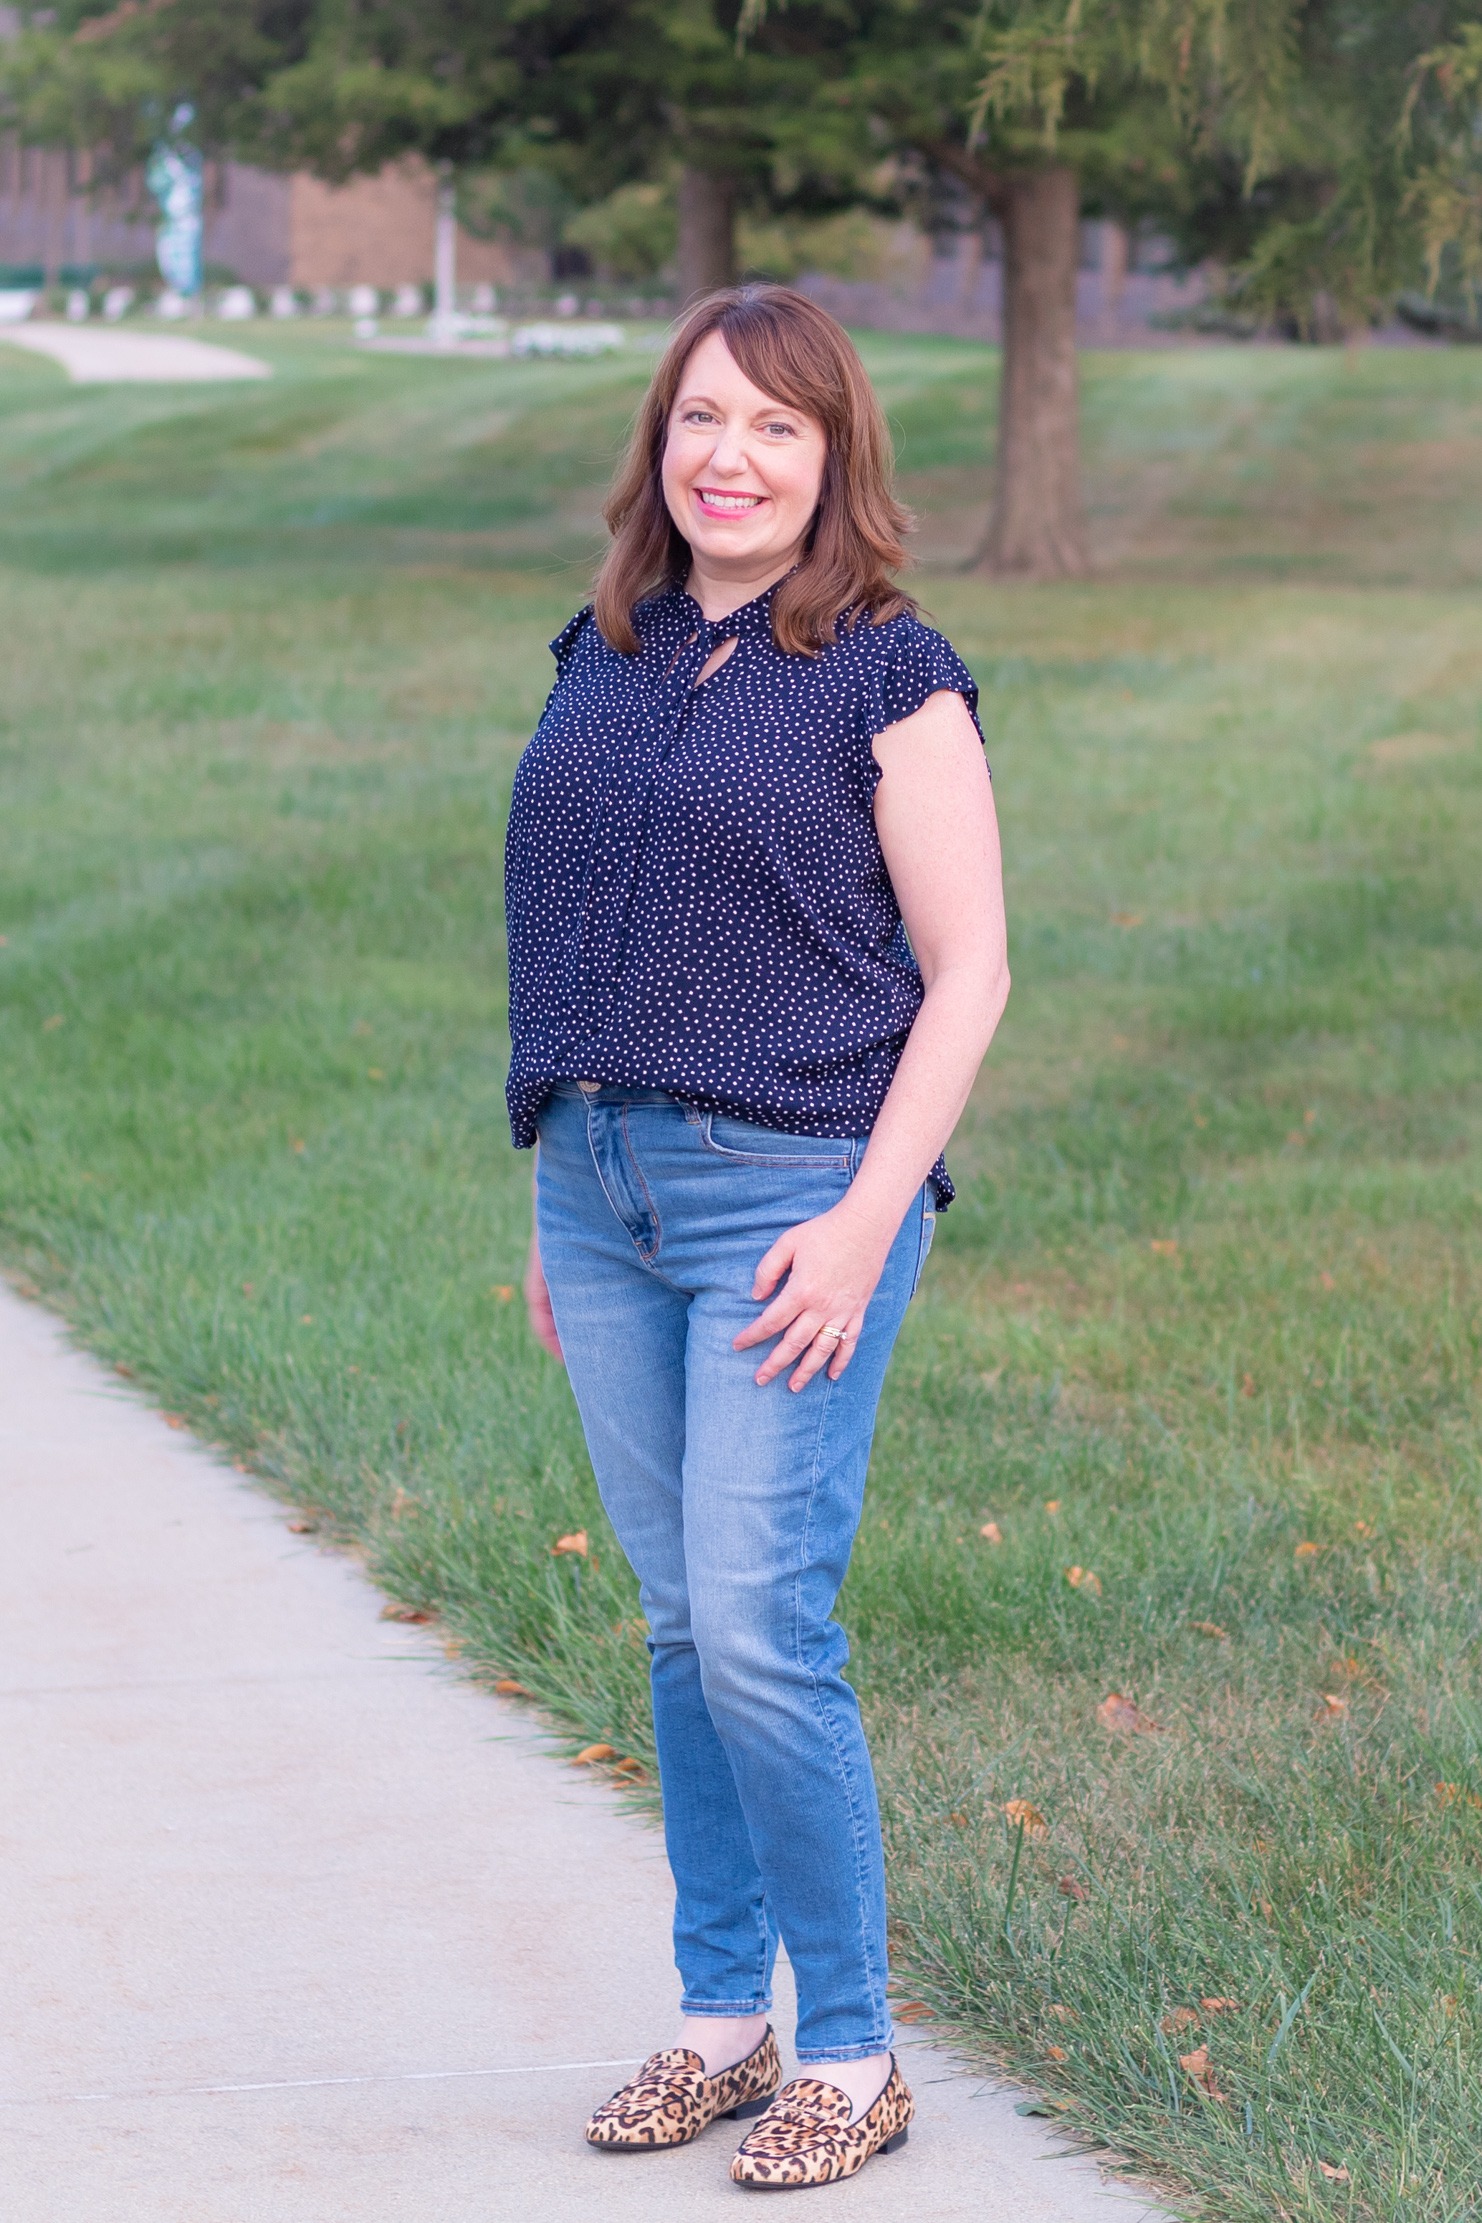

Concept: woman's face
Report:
left=661, top=330, right=827, bottom=579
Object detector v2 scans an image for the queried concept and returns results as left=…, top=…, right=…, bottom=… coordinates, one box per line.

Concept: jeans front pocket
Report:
left=698, top=1112, right=856, bottom=1171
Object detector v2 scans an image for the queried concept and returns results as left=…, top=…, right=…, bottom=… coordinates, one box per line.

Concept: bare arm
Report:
left=735, top=688, right=1009, bottom=1387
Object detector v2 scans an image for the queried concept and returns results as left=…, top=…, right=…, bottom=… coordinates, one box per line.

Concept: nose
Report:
left=707, top=420, right=752, bottom=477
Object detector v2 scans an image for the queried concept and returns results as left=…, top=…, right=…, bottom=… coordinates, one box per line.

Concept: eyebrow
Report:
left=674, top=392, right=808, bottom=421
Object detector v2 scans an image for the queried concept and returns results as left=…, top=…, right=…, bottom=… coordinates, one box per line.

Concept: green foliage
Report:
left=564, top=180, right=677, bottom=280
left=2, top=328, right=1481, bottom=2215
left=1403, top=23, right=1482, bottom=304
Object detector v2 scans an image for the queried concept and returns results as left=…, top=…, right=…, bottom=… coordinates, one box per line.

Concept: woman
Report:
left=506, top=284, right=1008, bottom=2190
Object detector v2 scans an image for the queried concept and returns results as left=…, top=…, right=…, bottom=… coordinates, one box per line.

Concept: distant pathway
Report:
left=0, top=1278, right=1166, bottom=2223
left=0, top=323, right=271, bottom=383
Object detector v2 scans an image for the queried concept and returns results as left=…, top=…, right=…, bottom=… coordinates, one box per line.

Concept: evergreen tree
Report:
left=845, top=0, right=1482, bottom=575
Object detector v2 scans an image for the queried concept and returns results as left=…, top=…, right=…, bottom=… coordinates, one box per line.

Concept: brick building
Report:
left=0, top=142, right=515, bottom=292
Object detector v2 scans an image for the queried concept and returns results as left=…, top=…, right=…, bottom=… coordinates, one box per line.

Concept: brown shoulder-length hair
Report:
left=593, top=284, right=915, bottom=656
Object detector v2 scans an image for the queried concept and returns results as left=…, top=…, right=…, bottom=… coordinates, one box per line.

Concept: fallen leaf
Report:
left=948, top=1810, right=970, bottom=1829
left=163, top=1413, right=185, bottom=1430
left=1057, top=1875, right=1089, bottom=1901
left=893, top=2001, right=936, bottom=2024
left=380, top=1602, right=433, bottom=1624
left=1294, top=1541, right=1321, bottom=1560
left=552, top=1530, right=590, bottom=1558
left=1066, top=1565, right=1102, bottom=1595
left=1191, top=1620, right=1228, bottom=1640
left=241, top=1282, right=254, bottom=1296
left=1320, top=1271, right=1336, bottom=1291
left=493, top=1678, right=530, bottom=1697
left=1201, top=1997, right=1239, bottom=2013
left=1317, top=2162, right=1350, bottom=2184
left=1004, top=1798, right=1048, bottom=1837
left=1150, top=1238, right=1178, bottom=1256
left=442, top=1636, right=463, bottom=1658
left=1161, top=2007, right=1199, bottom=2034
left=1097, top=1691, right=1164, bottom=1736
left=1433, top=1780, right=1482, bottom=1809
left=491, top=1284, right=515, bottom=1301
left=286, top=1518, right=316, bottom=1535
left=1353, top=1519, right=1374, bottom=1538
left=1178, top=2045, right=1228, bottom=2100
left=979, top=1520, right=1003, bottom=1545
left=1241, top=1372, right=1257, bottom=1397
left=1044, top=1499, right=1061, bottom=1515
left=1111, top=912, right=1144, bottom=929
left=1304, top=1108, right=1317, bottom=1126
left=233, top=1459, right=250, bottom=1473
left=299, top=1313, right=313, bottom=1325
left=1045, top=2003, right=1079, bottom=2023
left=613, top=1756, right=646, bottom=1779
left=1318, top=1694, right=1349, bottom=1718
left=42, top=1013, right=65, bottom=1031
left=573, top=1742, right=616, bottom=1765
left=1045, top=2044, right=1069, bottom=2062
left=114, top=1362, right=134, bottom=1378
left=290, top=1137, right=306, bottom=1153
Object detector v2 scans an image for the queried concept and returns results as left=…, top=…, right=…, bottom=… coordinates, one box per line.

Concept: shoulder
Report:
left=851, top=609, right=982, bottom=738
left=549, top=605, right=595, bottom=676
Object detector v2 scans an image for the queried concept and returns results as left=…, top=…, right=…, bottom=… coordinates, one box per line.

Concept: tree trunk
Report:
left=677, top=165, right=736, bottom=306
left=979, top=165, right=1088, bottom=579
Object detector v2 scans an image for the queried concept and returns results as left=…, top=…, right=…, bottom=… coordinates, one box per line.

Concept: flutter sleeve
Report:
left=870, top=615, right=986, bottom=751
left=549, top=604, right=594, bottom=676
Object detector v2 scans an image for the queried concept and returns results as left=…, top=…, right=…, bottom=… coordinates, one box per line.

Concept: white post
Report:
left=432, top=164, right=458, bottom=344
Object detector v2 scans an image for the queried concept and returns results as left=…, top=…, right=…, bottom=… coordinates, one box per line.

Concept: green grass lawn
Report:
left=2, top=323, right=1480, bottom=2220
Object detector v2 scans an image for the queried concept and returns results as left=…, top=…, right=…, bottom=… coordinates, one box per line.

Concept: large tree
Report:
left=842, top=0, right=1482, bottom=577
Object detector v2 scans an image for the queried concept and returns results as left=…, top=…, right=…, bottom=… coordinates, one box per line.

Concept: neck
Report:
left=684, top=548, right=802, bottom=624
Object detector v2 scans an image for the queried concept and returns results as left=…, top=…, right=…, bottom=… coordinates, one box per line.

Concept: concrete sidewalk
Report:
left=0, top=1279, right=1167, bottom=2223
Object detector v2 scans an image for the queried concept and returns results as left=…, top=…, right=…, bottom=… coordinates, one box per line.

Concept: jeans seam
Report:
left=583, top=1101, right=664, bottom=1269
left=794, top=1370, right=891, bottom=2052
left=619, top=1103, right=663, bottom=1262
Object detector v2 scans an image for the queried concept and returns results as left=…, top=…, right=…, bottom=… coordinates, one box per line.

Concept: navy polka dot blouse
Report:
left=504, top=577, right=983, bottom=1206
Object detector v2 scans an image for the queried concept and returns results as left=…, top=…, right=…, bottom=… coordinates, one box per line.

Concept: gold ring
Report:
left=819, top=1323, right=847, bottom=1340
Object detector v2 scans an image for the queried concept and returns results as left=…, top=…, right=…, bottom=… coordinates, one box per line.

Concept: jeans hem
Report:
left=679, top=1996, right=773, bottom=2018
left=794, top=2037, right=895, bottom=2064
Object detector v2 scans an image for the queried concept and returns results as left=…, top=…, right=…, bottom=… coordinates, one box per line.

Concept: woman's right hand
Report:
left=524, top=1235, right=565, bottom=1363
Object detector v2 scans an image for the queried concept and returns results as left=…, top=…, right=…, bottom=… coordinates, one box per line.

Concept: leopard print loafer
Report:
left=585, top=2026, right=781, bottom=2150
left=729, top=2056, right=913, bottom=2189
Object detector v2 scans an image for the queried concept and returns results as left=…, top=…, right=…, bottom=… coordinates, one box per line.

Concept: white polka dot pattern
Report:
left=503, top=578, right=984, bottom=1205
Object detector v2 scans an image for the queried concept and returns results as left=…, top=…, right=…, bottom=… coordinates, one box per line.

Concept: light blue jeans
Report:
left=533, top=1083, right=933, bottom=2062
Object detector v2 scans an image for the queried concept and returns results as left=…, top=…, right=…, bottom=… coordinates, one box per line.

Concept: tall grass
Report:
left=1, top=327, right=1479, bottom=2219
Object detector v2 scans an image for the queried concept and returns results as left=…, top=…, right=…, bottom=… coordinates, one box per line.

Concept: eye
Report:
left=681, top=407, right=718, bottom=426
left=762, top=420, right=798, bottom=438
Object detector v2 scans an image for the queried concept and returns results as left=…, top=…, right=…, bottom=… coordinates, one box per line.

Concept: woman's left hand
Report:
left=734, top=1200, right=894, bottom=1391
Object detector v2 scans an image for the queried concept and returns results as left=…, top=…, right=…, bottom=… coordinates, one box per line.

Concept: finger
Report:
left=753, top=1314, right=826, bottom=1386
left=750, top=1235, right=795, bottom=1303
left=795, top=1320, right=860, bottom=1391
left=734, top=1287, right=814, bottom=1351
left=824, top=1328, right=861, bottom=1382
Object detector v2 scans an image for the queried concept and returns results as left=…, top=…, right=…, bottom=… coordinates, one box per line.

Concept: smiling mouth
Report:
left=695, top=488, right=766, bottom=514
